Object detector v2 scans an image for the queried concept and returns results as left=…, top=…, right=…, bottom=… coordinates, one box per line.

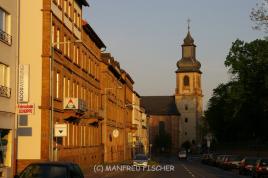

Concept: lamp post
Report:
left=50, top=39, right=82, bottom=161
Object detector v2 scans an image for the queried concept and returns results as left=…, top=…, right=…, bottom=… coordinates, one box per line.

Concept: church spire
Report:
left=183, top=18, right=194, bottom=45
left=176, top=19, right=201, bottom=73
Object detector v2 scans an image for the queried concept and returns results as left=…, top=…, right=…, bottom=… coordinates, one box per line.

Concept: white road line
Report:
left=181, top=164, right=196, bottom=178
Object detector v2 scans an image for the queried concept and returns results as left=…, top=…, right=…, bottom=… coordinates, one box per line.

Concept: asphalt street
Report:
left=85, top=156, right=249, bottom=178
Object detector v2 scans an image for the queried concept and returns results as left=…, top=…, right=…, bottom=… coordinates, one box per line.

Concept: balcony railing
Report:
left=0, top=85, right=11, bottom=98
left=0, top=29, right=12, bottom=45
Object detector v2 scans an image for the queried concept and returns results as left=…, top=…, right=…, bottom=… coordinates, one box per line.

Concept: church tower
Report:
left=175, top=21, right=203, bottom=147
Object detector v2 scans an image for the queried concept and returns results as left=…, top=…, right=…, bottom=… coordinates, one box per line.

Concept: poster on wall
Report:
left=18, top=64, right=29, bottom=103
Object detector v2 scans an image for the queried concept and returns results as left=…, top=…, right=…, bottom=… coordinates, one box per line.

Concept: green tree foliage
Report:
left=251, top=0, right=268, bottom=33
left=205, top=39, right=268, bottom=143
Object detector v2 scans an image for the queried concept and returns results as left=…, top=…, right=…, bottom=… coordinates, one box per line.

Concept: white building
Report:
left=0, top=0, right=18, bottom=177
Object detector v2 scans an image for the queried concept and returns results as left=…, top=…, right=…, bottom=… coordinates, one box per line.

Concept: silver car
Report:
left=133, top=154, right=149, bottom=167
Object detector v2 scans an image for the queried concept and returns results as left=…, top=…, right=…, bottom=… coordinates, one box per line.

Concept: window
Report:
left=73, top=45, right=76, bottom=61
left=76, top=47, right=79, bottom=64
left=63, top=76, right=66, bottom=98
left=63, top=35, right=67, bottom=55
left=74, top=10, right=77, bottom=25
left=64, top=0, right=67, bottom=14
left=56, top=72, right=60, bottom=98
left=77, top=14, right=81, bottom=28
left=0, top=63, right=10, bottom=87
left=76, top=83, right=79, bottom=97
left=185, top=118, right=188, bottom=123
left=185, top=104, right=188, bottom=110
left=67, top=79, right=70, bottom=97
left=67, top=38, right=70, bottom=57
left=56, top=29, right=60, bottom=49
left=68, top=2, right=71, bottom=18
left=51, top=25, right=55, bottom=45
left=0, top=8, right=11, bottom=44
left=183, top=75, right=189, bottom=86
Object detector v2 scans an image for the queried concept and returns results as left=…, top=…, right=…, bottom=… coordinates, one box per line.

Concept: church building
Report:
left=141, top=26, right=203, bottom=153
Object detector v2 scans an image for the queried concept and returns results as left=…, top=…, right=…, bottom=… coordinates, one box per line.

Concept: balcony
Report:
left=0, top=29, right=12, bottom=45
left=0, top=85, right=11, bottom=98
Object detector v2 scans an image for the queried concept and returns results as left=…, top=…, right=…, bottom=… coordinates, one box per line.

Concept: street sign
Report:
left=54, top=124, right=67, bottom=137
left=17, top=104, right=35, bottom=115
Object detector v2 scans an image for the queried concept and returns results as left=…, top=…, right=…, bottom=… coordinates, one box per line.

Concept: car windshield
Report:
left=245, top=158, right=258, bottom=164
left=134, top=155, right=147, bottom=160
left=20, top=164, right=67, bottom=178
left=229, top=156, right=243, bottom=161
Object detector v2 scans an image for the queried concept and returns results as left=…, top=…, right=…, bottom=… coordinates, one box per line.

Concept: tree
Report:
left=205, top=39, right=268, bottom=143
left=250, top=0, right=268, bottom=33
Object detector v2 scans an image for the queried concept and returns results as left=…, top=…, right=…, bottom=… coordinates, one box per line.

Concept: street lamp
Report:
left=49, top=39, right=82, bottom=161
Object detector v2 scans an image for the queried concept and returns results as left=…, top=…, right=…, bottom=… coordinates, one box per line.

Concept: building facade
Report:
left=141, top=28, right=203, bottom=154
left=0, top=0, right=18, bottom=177
left=175, top=29, right=203, bottom=148
left=131, top=91, right=149, bottom=155
left=100, top=53, right=125, bottom=163
left=100, top=53, right=134, bottom=163
left=17, top=0, right=106, bottom=173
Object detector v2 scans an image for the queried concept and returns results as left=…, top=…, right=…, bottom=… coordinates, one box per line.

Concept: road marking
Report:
left=181, top=164, right=196, bottom=177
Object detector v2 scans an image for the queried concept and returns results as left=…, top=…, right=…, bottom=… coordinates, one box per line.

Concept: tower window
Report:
left=185, top=132, right=187, bottom=136
left=185, top=118, right=188, bottom=123
left=185, top=104, right=188, bottom=110
left=183, top=76, right=189, bottom=86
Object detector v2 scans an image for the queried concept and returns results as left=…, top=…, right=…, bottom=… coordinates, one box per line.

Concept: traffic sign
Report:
left=54, top=124, right=67, bottom=137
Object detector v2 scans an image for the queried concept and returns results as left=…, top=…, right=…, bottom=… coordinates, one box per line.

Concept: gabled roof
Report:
left=141, top=96, right=180, bottom=116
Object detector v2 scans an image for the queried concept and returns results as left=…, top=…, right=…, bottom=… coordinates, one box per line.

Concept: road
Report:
left=86, top=156, right=249, bottom=178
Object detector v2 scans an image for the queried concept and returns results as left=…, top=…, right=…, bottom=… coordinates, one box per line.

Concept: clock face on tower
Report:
left=183, top=46, right=192, bottom=58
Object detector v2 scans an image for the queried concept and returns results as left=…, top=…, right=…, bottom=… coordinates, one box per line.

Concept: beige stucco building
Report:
left=0, top=0, right=18, bottom=177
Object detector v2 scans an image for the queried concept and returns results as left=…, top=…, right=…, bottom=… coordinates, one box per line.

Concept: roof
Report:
left=82, top=20, right=106, bottom=49
left=141, top=96, right=180, bottom=115
left=75, top=0, right=89, bottom=6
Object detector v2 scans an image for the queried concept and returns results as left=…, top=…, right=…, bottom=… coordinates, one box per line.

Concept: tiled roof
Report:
left=141, top=96, right=180, bottom=116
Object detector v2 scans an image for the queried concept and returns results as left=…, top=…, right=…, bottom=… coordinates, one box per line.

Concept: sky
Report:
left=83, top=0, right=266, bottom=109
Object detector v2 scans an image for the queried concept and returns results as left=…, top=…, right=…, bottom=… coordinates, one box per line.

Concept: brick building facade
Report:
left=17, top=0, right=106, bottom=173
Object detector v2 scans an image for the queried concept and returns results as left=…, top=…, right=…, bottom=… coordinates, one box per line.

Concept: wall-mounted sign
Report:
left=54, top=124, right=67, bottom=137
left=112, top=129, right=119, bottom=138
left=63, top=98, right=87, bottom=112
left=18, top=64, right=29, bottom=103
left=18, top=104, right=35, bottom=115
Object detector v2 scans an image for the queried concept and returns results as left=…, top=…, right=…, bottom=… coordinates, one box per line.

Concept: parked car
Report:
left=133, top=154, right=149, bottom=167
left=207, top=153, right=220, bottom=166
left=178, top=150, right=187, bottom=159
left=239, top=157, right=258, bottom=175
left=14, top=162, right=84, bottom=178
left=218, top=155, right=232, bottom=168
left=252, top=158, right=268, bottom=178
left=201, top=154, right=210, bottom=164
left=215, top=155, right=225, bottom=167
left=224, top=155, right=244, bottom=170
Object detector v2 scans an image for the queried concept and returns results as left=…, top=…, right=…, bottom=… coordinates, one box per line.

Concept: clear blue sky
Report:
left=83, top=0, right=265, bottom=109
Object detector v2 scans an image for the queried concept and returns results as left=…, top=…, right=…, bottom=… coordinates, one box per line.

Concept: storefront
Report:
left=0, top=112, right=15, bottom=178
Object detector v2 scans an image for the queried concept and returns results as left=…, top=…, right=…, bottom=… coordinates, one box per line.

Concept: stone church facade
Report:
left=141, top=29, right=203, bottom=153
